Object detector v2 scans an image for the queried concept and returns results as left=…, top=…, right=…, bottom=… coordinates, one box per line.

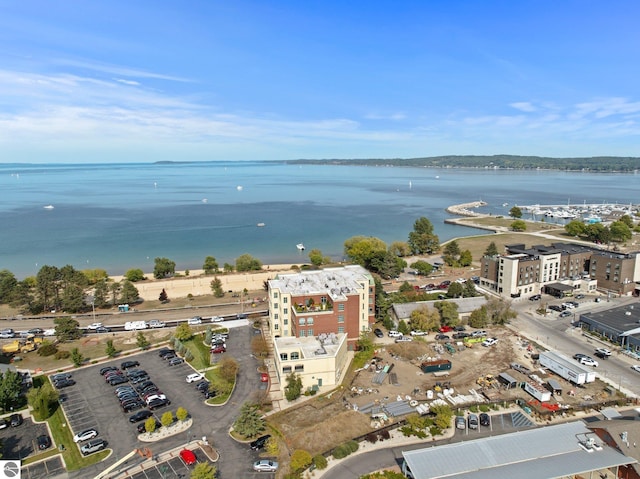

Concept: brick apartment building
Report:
left=480, top=242, right=640, bottom=298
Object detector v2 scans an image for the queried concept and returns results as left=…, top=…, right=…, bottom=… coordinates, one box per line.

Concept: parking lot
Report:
left=455, top=411, right=535, bottom=437
left=0, top=414, right=51, bottom=461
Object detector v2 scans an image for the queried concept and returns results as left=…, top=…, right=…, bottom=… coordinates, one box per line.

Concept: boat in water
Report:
left=296, top=243, right=305, bottom=251
left=43, top=205, right=54, bottom=210
left=257, top=223, right=265, bottom=227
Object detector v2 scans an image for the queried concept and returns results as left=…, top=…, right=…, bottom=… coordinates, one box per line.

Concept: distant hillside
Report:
left=285, top=155, right=640, bottom=172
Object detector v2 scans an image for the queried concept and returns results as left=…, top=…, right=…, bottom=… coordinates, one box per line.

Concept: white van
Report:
left=124, top=321, right=148, bottom=331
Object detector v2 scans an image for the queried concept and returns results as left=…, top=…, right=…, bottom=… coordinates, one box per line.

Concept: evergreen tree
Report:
left=105, top=339, right=117, bottom=358
left=483, top=241, right=499, bottom=257
left=232, top=402, right=266, bottom=437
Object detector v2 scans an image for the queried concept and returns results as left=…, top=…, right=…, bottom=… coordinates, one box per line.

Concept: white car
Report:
left=410, top=330, right=427, bottom=336
left=187, top=317, right=202, bottom=325
left=388, top=330, right=402, bottom=338
left=482, top=338, right=498, bottom=347
left=148, top=320, right=166, bottom=328
left=578, top=356, right=599, bottom=367
left=395, top=336, right=413, bottom=343
left=186, top=373, right=205, bottom=383
left=73, top=428, right=98, bottom=443
left=211, top=316, right=224, bottom=322
left=43, top=329, right=56, bottom=336
left=631, top=365, right=640, bottom=373
left=595, top=348, right=612, bottom=357
left=253, top=460, right=278, bottom=472
left=87, top=323, right=103, bottom=330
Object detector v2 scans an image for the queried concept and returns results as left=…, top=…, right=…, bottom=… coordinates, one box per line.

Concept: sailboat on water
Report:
left=296, top=243, right=305, bottom=251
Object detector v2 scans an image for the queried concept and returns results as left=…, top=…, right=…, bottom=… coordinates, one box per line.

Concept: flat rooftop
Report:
left=402, top=421, right=636, bottom=479
left=270, top=265, right=372, bottom=300
left=273, top=333, right=345, bottom=359
left=580, top=303, right=640, bottom=337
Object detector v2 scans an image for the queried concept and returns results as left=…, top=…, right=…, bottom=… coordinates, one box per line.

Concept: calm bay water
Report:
left=0, top=161, right=637, bottom=278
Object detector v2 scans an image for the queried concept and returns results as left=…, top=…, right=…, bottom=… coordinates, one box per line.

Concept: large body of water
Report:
left=1, top=161, right=638, bottom=278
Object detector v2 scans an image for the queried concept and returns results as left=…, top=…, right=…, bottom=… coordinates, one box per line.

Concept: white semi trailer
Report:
left=539, top=351, right=596, bottom=385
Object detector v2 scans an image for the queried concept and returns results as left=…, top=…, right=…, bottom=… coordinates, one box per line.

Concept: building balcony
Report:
left=293, top=303, right=333, bottom=314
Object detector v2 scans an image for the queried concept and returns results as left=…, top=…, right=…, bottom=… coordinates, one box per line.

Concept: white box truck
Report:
left=539, top=351, right=595, bottom=385
left=124, top=321, right=148, bottom=331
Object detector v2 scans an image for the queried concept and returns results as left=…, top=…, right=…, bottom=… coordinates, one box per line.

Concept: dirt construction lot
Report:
left=271, top=328, right=621, bottom=457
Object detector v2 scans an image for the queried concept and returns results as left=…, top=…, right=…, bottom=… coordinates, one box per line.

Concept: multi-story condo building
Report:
left=480, top=243, right=639, bottom=298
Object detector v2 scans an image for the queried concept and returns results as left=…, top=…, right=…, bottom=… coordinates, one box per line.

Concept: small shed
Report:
left=546, top=378, right=563, bottom=396
left=118, top=304, right=130, bottom=312
left=498, top=372, right=518, bottom=389
left=543, top=283, right=574, bottom=298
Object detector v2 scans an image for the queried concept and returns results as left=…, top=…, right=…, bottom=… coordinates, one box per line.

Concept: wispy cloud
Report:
left=52, top=58, right=192, bottom=83
left=114, top=78, right=140, bottom=86
left=510, top=102, right=537, bottom=112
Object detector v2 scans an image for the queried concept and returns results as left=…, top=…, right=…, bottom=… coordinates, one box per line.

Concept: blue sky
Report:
left=1, top=1, right=639, bottom=163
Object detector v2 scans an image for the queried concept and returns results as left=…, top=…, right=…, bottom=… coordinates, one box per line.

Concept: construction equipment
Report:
left=2, top=336, right=43, bottom=355
left=476, top=374, right=497, bottom=388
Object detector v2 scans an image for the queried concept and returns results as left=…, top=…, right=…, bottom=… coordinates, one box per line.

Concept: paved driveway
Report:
left=0, top=415, right=51, bottom=461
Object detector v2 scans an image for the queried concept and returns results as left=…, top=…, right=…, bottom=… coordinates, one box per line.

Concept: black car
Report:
left=122, top=401, right=144, bottom=413
left=162, top=353, right=177, bottom=361
left=37, top=434, right=52, bottom=450
left=453, top=325, right=466, bottom=331
left=529, top=294, right=541, bottom=301
left=96, top=326, right=111, bottom=333
left=373, top=328, right=384, bottom=338
left=100, top=366, right=119, bottom=376
left=250, top=434, right=271, bottom=450
left=109, top=376, right=128, bottom=386
left=594, top=351, right=610, bottom=360
left=452, top=332, right=469, bottom=339
left=54, top=379, right=76, bottom=388
left=148, top=398, right=171, bottom=410
left=135, top=381, right=155, bottom=391
left=479, top=413, right=491, bottom=427
left=435, top=334, right=450, bottom=340
left=51, top=372, right=73, bottom=382
left=129, top=410, right=154, bottom=423
left=28, top=328, right=44, bottom=335
left=9, top=414, right=23, bottom=427
left=195, top=381, right=210, bottom=392
left=549, top=305, right=563, bottom=312
left=158, top=348, right=175, bottom=358
left=121, top=360, right=140, bottom=370
left=204, top=390, right=216, bottom=399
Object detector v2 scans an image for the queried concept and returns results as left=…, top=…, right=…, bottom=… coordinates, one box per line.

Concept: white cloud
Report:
left=509, top=102, right=537, bottom=112
left=114, top=78, right=141, bottom=86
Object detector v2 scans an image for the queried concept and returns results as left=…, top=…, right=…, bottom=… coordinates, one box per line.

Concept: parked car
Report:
left=0, top=329, right=16, bottom=339
left=482, top=337, right=498, bottom=347
left=54, top=379, right=76, bottom=388
left=80, top=438, right=107, bottom=455
left=95, top=326, right=111, bottom=333
left=468, top=414, right=479, bottom=430
left=435, top=334, right=450, bottom=340
left=529, top=294, right=541, bottom=301
left=575, top=294, right=585, bottom=299
left=395, top=336, right=413, bottom=343
left=27, top=328, right=44, bottom=335
left=169, top=357, right=184, bottom=366
left=37, top=434, right=52, bottom=450
left=121, top=360, right=140, bottom=370
left=594, top=351, right=610, bottom=359
left=129, top=410, right=154, bottom=423
left=180, top=448, right=197, bottom=465
left=452, top=332, right=469, bottom=339
left=137, top=419, right=161, bottom=433
left=631, top=365, right=640, bottom=373
left=510, top=363, right=531, bottom=375
left=73, top=428, right=99, bottom=443
left=471, top=330, right=487, bottom=337
left=260, top=373, right=269, bottom=383
left=87, top=322, right=103, bottom=330
left=148, top=398, right=171, bottom=410
left=99, top=366, right=119, bottom=376
left=594, top=297, right=601, bottom=302
left=9, top=413, right=23, bottom=427
left=250, top=434, right=271, bottom=450
left=211, top=345, right=226, bottom=354
left=148, top=320, right=166, bottom=328
left=158, top=348, right=175, bottom=358
left=455, top=416, right=466, bottom=430
left=410, top=330, right=427, bottom=336
left=253, top=459, right=278, bottom=472
left=549, top=305, right=563, bottom=312
left=578, top=356, right=599, bottom=367
left=439, top=325, right=453, bottom=333
left=0, top=418, right=8, bottom=430
left=388, top=330, right=402, bottom=338
left=187, top=317, right=202, bottom=325
left=595, top=348, right=612, bottom=357
left=211, top=316, right=224, bottom=322
left=479, top=413, right=491, bottom=427
left=186, top=373, right=205, bottom=383
left=373, top=328, right=384, bottom=338
left=559, top=311, right=572, bottom=318
left=453, top=325, right=466, bottom=331
left=51, top=372, right=73, bottom=382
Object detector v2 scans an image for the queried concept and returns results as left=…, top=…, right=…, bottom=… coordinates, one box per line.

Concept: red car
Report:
left=211, top=345, right=226, bottom=354
left=180, top=449, right=197, bottom=466
left=260, top=373, right=269, bottom=383
left=439, top=325, right=453, bottom=333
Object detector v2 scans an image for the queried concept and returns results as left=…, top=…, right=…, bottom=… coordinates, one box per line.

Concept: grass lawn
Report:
left=184, top=336, right=212, bottom=370
left=457, top=216, right=562, bottom=233
left=452, top=233, right=555, bottom=266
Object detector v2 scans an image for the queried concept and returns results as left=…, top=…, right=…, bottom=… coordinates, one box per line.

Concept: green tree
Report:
left=388, top=241, right=411, bottom=257
left=619, top=214, right=634, bottom=228
left=136, top=332, right=150, bottom=350
left=360, top=471, right=406, bottom=479
left=511, top=219, right=527, bottom=231
left=174, top=323, right=193, bottom=341
left=71, top=347, right=84, bottom=367
left=410, top=260, right=434, bottom=276
left=93, top=279, right=109, bottom=308
left=468, top=305, right=489, bottom=328
left=235, top=253, right=262, bottom=272
left=484, top=241, right=499, bottom=257
left=409, top=306, right=441, bottom=332
left=585, top=222, right=611, bottom=244
left=54, top=317, right=82, bottom=342
left=144, top=417, right=157, bottom=433
left=125, top=268, right=146, bottom=282
left=369, top=250, right=406, bottom=278
left=290, top=449, right=313, bottom=472
left=398, top=281, right=414, bottom=293
left=430, top=403, right=453, bottom=430
left=223, top=263, right=234, bottom=273
left=509, top=206, right=523, bottom=218
left=0, top=370, right=23, bottom=412
left=313, top=454, right=328, bottom=470
left=109, top=281, right=121, bottom=306
left=210, top=277, right=224, bottom=298
left=446, top=282, right=464, bottom=298
left=486, top=298, right=517, bottom=325
left=565, top=220, right=586, bottom=237
left=308, top=248, right=324, bottom=266
left=176, top=406, right=189, bottom=421
left=435, top=301, right=459, bottom=325
left=105, top=339, right=117, bottom=358
left=610, top=221, right=632, bottom=242
left=120, top=280, right=139, bottom=304
left=266, top=437, right=280, bottom=457
left=190, top=462, right=217, bottom=479
left=60, top=283, right=85, bottom=313
left=459, top=250, right=473, bottom=267
left=153, top=257, right=176, bottom=279
left=0, top=270, right=18, bottom=305
left=407, top=217, right=440, bottom=254
left=284, top=372, right=303, bottom=401
left=443, top=240, right=461, bottom=266
left=26, top=382, right=58, bottom=420
left=397, top=319, right=410, bottom=335
left=82, top=268, right=108, bottom=285
left=36, top=265, right=61, bottom=313
left=161, top=411, right=174, bottom=427
left=343, top=236, right=387, bottom=267
left=203, top=256, right=219, bottom=274
left=463, top=280, right=477, bottom=297
left=232, top=402, right=265, bottom=437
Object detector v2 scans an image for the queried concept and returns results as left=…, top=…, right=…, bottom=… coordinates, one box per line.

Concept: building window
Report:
left=307, top=317, right=314, bottom=325
left=321, top=296, right=327, bottom=304
left=338, top=315, right=344, bottom=323
left=274, top=323, right=279, bottom=330
left=273, top=292, right=279, bottom=298
left=274, top=303, right=278, bottom=309
left=338, top=326, right=344, bottom=334
left=274, top=313, right=279, bottom=320
left=280, top=353, right=288, bottom=361
left=307, top=329, right=313, bottom=336
left=291, top=352, right=299, bottom=360
left=294, top=365, right=304, bottom=372
left=299, top=318, right=305, bottom=326
left=299, top=330, right=306, bottom=337
left=283, top=366, right=292, bottom=374
left=283, top=318, right=288, bottom=325
left=283, top=297, right=288, bottom=303
left=283, top=308, right=288, bottom=315
left=338, top=303, right=345, bottom=311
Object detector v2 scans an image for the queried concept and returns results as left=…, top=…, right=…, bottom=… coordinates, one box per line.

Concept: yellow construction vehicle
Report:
left=2, top=336, right=43, bottom=355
